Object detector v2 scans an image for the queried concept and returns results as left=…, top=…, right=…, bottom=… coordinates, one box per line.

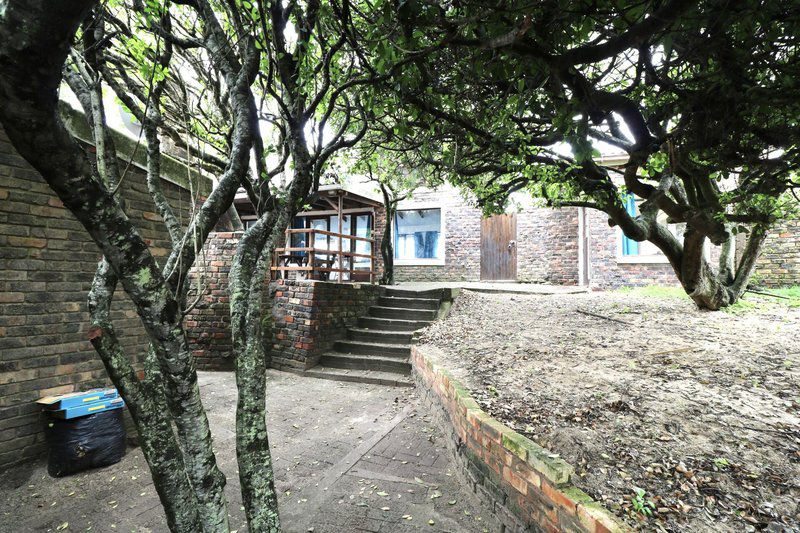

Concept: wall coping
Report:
left=271, top=278, right=379, bottom=290
left=59, top=101, right=214, bottom=196
left=411, top=344, right=630, bottom=533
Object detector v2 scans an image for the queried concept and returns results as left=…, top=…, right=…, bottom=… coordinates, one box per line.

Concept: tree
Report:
left=0, top=0, right=254, bottom=528
left=349, top=140, right=433, bottom=284
left=1, top=0, right=385, bottom=530
left=349, top=0, right=800, bottom=309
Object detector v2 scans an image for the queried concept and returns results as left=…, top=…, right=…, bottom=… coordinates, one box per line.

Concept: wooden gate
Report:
left=480, top=214, right=517, bottom=280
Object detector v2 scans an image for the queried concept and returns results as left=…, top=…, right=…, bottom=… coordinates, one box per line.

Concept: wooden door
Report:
left=481, top=214, right=517, bottom=280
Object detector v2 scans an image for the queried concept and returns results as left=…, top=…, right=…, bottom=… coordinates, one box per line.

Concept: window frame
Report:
left=393, top=205, right=446, bottom=266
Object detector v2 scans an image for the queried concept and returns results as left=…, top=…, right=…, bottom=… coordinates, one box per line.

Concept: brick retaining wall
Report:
left=269, top=279, right=383, bottom=370
left=411, top=345, right=628, bottom=533
left=185, top=244, right=385, bottom=372
left=0, top=124, right=201, bottom=470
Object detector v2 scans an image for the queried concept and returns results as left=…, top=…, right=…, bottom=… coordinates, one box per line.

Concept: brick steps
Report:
left=306, top=287, right=444, bottom=385
left=357, top=316, right=430, bottom=331
left=369, top=306, right=437, bottom=321
left=381, top=288, right=444, bottom=299
left=377, top=296, right=440, bottom=310
left=319, top=352, right=412, bottom=373
left=333, top=339, right=411, bottom=356
left=347, top=328, right=413, bottom=344
left=300, top=366, right=414, bottom=387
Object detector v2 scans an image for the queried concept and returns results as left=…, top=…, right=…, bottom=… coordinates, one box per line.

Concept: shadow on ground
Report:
left=0, top=370, right=498, bottom=533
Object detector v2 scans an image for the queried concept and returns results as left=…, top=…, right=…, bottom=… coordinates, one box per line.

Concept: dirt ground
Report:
left=419, top=288, right=800, bottom=532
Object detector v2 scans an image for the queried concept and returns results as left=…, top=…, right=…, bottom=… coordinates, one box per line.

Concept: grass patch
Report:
left=746, top=286, right=800, bottom=308
left=722, top=298, right=762, bottom=315
left=616, top=285, right=800, bottom=312
left=615, top=285, right=687, bottom=299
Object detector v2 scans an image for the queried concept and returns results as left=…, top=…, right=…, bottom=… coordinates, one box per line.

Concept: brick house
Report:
left=320, top=179, right=799, bottom=290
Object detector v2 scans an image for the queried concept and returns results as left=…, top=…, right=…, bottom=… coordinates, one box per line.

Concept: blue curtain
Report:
left=622, top=196, right=639, bottom=256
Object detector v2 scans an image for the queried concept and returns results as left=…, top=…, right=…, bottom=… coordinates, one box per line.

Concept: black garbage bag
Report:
left=44, top=409, right=126, bottom=477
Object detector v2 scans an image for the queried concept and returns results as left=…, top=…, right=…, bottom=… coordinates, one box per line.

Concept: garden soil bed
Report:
left=419, top=289, right=800, bottom=532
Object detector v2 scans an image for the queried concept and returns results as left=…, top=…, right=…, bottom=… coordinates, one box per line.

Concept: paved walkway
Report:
left=0, top=371, right=498, bottom=533
left=392, top=281, right=589, bottom=295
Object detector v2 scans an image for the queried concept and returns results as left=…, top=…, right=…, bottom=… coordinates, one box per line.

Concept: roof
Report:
left=311, top=185, right=382, bottom=210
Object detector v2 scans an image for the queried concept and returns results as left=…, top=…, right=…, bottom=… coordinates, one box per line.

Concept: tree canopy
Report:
left=347, top=0, right=800, bottom=308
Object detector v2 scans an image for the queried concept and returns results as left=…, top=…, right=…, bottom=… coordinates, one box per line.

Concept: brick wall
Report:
left=586, top=209, right=679, bottom=289
left=755, top=219, right=800, bottom=287
left=517, top=207, right=580, bottom=285
left=0, top=124, right=199, bottom=470
left=392, top=188, right=483, bottom=282
left=269, top=279, right=382, bottom=370
left=387, top=186, right=581, bottom=284
left=411, top=345, right=628, bottom=533
left=184, top=242, right=384, bottom=372
left=586, top=209, right=800, bottom=290
left=184, top=232, right=240, bottom=371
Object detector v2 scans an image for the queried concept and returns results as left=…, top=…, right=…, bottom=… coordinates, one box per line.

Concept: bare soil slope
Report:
left=420, top=289, right=800, bottom=532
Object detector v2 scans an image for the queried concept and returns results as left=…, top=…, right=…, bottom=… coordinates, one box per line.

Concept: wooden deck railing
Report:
left=270, top=228, right=376, bottom=283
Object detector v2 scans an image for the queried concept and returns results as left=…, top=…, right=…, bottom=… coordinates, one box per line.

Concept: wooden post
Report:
left=370, top=238, right=375, bottom=284
left=337, top=194, right=343, bottom=281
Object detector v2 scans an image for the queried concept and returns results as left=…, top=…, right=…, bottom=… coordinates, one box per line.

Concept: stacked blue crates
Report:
left=37, top=388, right=125, bottom=418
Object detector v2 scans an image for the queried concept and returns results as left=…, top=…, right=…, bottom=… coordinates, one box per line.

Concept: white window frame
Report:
left=615, top=231, right=672, bottom=264
left=393, top=204, right=446, bottom=266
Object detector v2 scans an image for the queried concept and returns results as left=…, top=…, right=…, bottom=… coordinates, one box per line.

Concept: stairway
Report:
left=305, top=288, right=443, bottom=387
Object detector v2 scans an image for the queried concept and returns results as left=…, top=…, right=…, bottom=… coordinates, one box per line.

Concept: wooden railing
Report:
left=270, top=228, right=377, bottom=283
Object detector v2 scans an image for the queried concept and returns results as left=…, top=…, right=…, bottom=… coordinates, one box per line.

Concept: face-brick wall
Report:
left=0, top=125, right=198, bottom=470
left=755, top=219, right=800, bottom=287
left=269, top=279, right=382, bottom=370
left=184, top=232, right=240, bottom=371
left=384, top=186, right=581, bottom=284
left=184, top=240, right=384, bottom=372
left=516, top=207, right=580, bottom=285
left=586, top=209, right=679, bottom=288
left=391, top=188, right=483, bottom=282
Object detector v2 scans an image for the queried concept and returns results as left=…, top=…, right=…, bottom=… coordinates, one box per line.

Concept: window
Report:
left=394, top=208, right=443, bottom=263
left=295, top=213, right=373, bottom=280
left=353, top=214, right=373, bottom=271
left=619, top=196, right=685, bottom=262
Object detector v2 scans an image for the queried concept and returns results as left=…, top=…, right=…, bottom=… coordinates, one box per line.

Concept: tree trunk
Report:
left=87, top=261, right=205, bottom=532
left=380, top=187, right=396, bottom=285
left=229, top=211, right=284, bottom=532
left=674, top=225, right=769, bottom=310
left=0, top=4, right=231, bottom=531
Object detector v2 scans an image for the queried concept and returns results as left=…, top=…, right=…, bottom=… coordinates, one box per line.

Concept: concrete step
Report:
left=318, top=352, right=411, bottom=374
left=369, top=306, right=437, bottom=321
left=383, top=288, right=444, bottom=299
left=347, top=328, right=414, bottom=344
left=378, top=296, right=440, bottom=310
left=333, top=339, right=411, bottom=357
left=302, top=366, right=413, bottom=387
left=357, top=316, right=431, bottom=331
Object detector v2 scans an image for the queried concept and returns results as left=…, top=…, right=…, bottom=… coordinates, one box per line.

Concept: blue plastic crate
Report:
left=37, top=388, right=119, bottom=410
left=49, top=397, right=125, bottom=419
